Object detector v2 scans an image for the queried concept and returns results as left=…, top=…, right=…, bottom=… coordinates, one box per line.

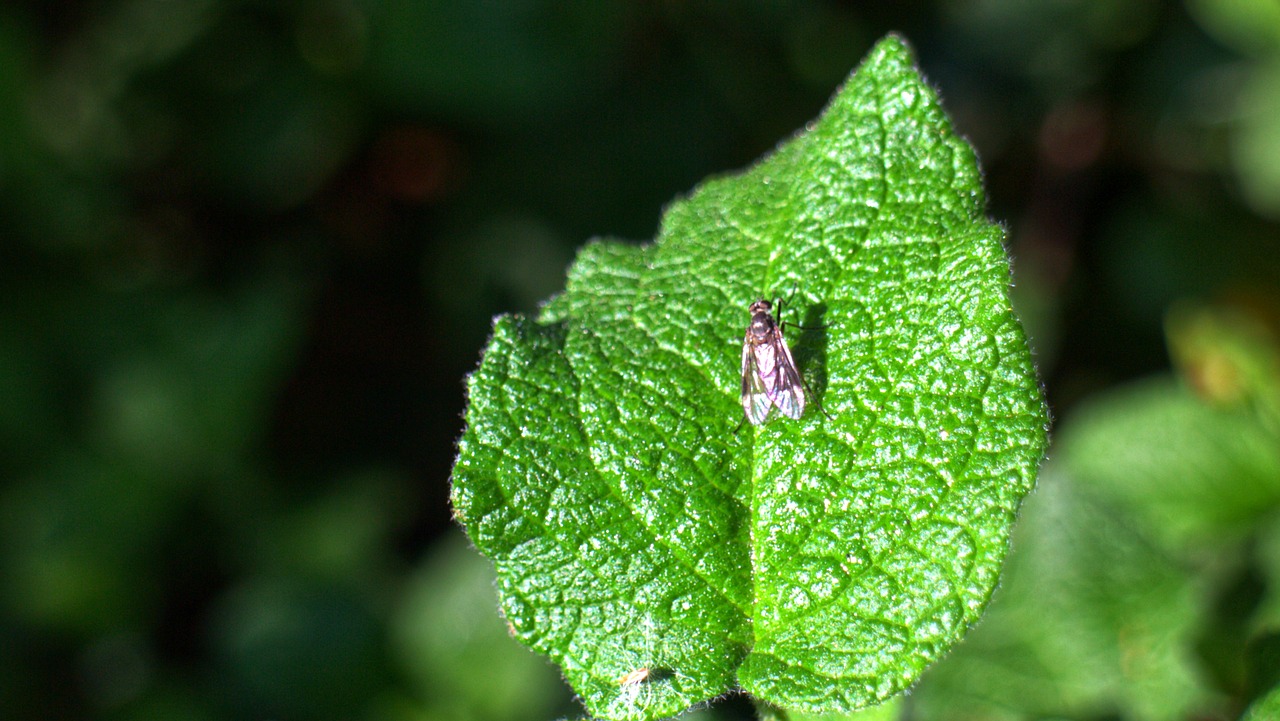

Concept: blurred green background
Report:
left=2, top=1, right=1280, bottom=720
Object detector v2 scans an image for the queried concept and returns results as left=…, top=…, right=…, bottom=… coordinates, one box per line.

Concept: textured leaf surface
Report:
left=451, top=35, right=1046, bottom=720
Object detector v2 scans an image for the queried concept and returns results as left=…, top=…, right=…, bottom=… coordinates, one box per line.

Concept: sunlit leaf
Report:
left=452, top=35, right=1046, bottom=720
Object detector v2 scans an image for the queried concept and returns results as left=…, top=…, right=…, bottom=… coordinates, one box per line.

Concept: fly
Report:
left=740, top=297, right=809, bottom=426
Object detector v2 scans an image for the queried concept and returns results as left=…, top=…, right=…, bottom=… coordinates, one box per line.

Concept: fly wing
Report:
left=770, top=334, right=806, bottom=420
left=741, top=333, right=773, bottom=425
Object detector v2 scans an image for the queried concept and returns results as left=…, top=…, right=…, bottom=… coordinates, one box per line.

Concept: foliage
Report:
left=452, top=37, right=1045, bottom=720
left=910, top=304, right=1280, bottom=720
left=3, top=1, right=1280, bottom=720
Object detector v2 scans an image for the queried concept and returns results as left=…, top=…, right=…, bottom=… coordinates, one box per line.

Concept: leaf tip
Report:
left=864, top=32, right=919, bottom=72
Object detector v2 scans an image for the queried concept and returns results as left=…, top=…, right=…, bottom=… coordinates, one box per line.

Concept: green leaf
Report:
left=789, top=696, right=903, bottom=721
left=451, top=35, right=1046, bottom=720
left=391, top=531, right=567, bottom=720
left=1059, top=377, right=1280, bottom=551
left=1257, top=517, right=1280, bottom=634
left=909, top=467, right=1220, bottom=721
left=1244, top=684, right=1280, bottom=721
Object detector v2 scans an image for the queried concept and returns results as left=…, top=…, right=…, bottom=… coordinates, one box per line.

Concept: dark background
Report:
left=2, top=1, right=1279, bottom=719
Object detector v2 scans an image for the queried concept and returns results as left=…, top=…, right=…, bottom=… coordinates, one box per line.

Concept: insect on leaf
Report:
left=451, top=34, right=1049, bottom=721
